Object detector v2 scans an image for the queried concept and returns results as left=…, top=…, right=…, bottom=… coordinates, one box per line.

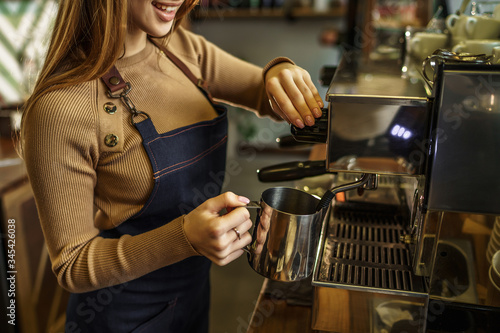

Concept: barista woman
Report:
left=20, top=0, right=323, bottom=332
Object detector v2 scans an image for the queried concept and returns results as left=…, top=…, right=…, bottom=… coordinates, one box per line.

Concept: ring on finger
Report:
left=233, top=227, right=241, bottom=240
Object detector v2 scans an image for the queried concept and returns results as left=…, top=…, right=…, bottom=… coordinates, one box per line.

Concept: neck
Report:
left=124, top=29, right=147, bottom=58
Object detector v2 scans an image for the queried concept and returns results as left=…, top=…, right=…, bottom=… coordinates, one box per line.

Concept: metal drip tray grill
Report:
left=314, top=202, right=426, bottom=295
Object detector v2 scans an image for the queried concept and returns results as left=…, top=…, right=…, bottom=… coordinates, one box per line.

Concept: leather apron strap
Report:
left=101, top=37, right=214, bottom=104
left=149, top=38, right=214, bottom=102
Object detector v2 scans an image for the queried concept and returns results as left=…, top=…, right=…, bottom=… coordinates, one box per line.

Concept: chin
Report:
left=150, top=26, right=174, bottom=38
left=148, top=30, right=172, bottom=38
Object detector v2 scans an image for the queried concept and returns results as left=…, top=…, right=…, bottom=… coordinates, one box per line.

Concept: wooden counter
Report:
left=246, top=279, right=318, bottom=333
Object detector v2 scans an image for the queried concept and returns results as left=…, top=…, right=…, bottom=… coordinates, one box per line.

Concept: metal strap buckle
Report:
left=106, top=82, right=150, bottom=124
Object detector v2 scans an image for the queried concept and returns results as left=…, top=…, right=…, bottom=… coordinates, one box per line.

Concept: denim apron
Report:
left=65, top=43, right=228, bottom=333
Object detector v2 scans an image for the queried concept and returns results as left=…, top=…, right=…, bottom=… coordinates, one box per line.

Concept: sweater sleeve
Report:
left=169, top=27, right=282, bottom=121
left=23, top=83, right=199, bottom=293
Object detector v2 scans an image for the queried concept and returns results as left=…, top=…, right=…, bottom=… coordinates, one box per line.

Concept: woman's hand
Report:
left=183, top=192, right=252, bottom=266
left=265, top=62, right=324, bottom=128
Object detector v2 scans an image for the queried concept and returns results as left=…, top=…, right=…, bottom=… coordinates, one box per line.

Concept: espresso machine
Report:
left=271, top=50, right=500, bottom=332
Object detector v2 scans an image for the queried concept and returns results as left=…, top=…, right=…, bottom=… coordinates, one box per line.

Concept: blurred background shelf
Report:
left=191, top=6, right=347, bottom=20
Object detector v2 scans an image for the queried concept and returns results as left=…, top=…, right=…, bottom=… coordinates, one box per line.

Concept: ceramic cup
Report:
left=452, top=39, right=500, bottom=55
left=465, top=15, right=500, bottom=39
left=492, top=46, right=500, bottom=63
left=495, top=3, right=500, bottom=19
left=487, top=250, right=500, bottom=306
left=446, top=14, right=474, bottom=43
left=409, top=32, right=448, bottom=62
left=487, top=218, right=500, bottom=263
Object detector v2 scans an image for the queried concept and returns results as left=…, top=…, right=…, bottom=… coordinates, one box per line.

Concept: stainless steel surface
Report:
left=426, top=65, right=500, bottom=215
left=313, top=198, right=426, bottom=296
left=246, top=187, right=328, bottom=282
left=316, top=173, right=378, bottom=211
left=326, top=52, right=428, bottom=105
left=422, top=49, right=493, bottom=86
left=429, top=239, right=478, bottom=303
left=324, top=53, right=431, bottom=176
left=307, top=52, right=500, bottom=332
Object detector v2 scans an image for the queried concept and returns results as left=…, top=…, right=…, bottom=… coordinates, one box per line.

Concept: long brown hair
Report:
left=18, top=0, right=198, bottom=153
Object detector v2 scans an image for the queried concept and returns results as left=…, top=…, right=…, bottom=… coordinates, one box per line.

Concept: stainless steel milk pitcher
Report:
left=245, top=187, right=328, bottom=282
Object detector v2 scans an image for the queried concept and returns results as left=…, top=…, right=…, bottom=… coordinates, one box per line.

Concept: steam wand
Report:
left=316, top=173, right=378, bottom=211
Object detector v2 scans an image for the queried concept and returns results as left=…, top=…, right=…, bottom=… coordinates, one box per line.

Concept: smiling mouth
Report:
left=152, top=1, right=177, bottom=13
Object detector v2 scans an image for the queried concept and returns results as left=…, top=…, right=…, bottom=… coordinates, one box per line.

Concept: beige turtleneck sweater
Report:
left=23, top=26, right=283, bottom=293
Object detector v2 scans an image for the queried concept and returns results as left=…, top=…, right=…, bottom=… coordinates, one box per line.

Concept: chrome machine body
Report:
left=307, top=51, right=500, bottom=333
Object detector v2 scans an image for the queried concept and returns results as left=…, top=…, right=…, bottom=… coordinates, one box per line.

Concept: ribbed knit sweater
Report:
left=23, top=27, right=282, bottom=293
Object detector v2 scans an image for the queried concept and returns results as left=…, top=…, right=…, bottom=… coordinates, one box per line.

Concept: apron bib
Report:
left=65, top=42, right=228, bottom=333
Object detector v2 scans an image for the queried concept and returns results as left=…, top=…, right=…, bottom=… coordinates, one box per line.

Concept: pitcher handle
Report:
left=241, top=201, right=261, bottom=254
left=246, top=201, right=261, bottom=209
